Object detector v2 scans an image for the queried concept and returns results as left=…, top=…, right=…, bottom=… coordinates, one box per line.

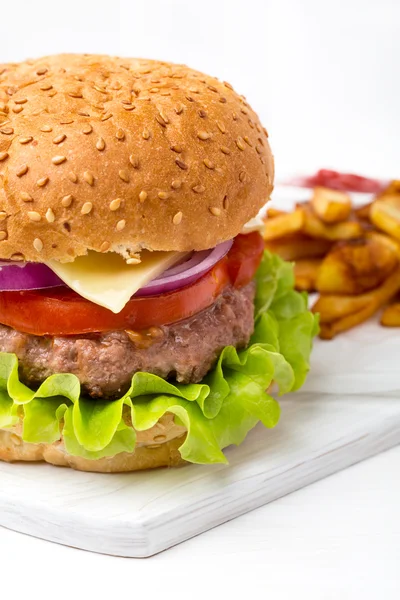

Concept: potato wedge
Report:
left=301, top=204, right=363, bottom=241
left=266, top=207, right=287, bottom=219
left=316, top=232, right=400, bottom=295
left=264, top=233, right=333, bottom=261
left=294, top=258, right=322, bottom=291
left=377, top=180, right=400, bottom=199
left=370, top=199, right=400, bottom=241
left=264, top=208, right=304, bottom=241
left=354, top=202, right=373, bottom=222
left=311, top=186, right=352, bottom=223
left=381, top=303, right=400, bottom=327
left=315, top=265, right=400, bottom=338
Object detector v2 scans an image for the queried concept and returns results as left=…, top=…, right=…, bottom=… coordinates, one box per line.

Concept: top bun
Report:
left=0, top=54, right=273, bottom=263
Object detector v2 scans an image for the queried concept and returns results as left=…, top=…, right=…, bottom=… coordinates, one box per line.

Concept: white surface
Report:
left=1, top=393, right=399, bottom=559
left=0, top=0, right=399, bottom=595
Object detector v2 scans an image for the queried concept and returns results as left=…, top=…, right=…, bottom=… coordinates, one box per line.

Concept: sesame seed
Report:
left=82, top=124, right=93, bottom=135
left=0, top=152, right=9, bottom=161
left=239, top=171, right=246, bottom=182
left=53, top=134, right=66, bottom=145
left=256, top=124, right=262, bottom=133
left=40, top=83, right=52, bottom=91
left=61, top=194, right=73, bottom=207
left=160, top=91, right=171, bottom=97
left=20, top=192, right=33, bottom=202
left=139, top=191, right=147, bottom=203
left=68, top=90, right=83, bottom=98
left=81, top=202, right=93, bottom=215
left=122, top=103, right=135, bottom=111
left=28, top=211, right=41, bottom=222
left=16, top=164, right=29, bottom=177
left=236, top=137, right=245, bottom=151
left=116, top=128, right=125, bottom=140
left=159, top=110, right=169, bottom=124
left=170, top=144, right=182, bottom=153
left=52, top=155, right=67, bottom=165
left=119, top=170, right=129, bottom=183
left=216, top=121, right=226, bottom=133
left=1, top=127, right=14, bottom=135
left=0, top=211, right=7, bottom=221
left=12, top=106, right=23, bottom=114
left=33, top=238, right=43, bottom=252
left=78, top=111, right=90, bottom=117
left=198, top=110, right=207, bottom=118
left=60, top=118, right=73, bottom=125
left=223, top=195, right=229, bottom=210
left=173, top=211, right=183, bottom=225
left=94, top=85, right=107, bottom=94
left=255, top=145, right=262, bottom=154
left=223, top=81, right=233, bottom=90
left=14, top=98, right=27, bottom=105
left=37, top=177, right=49, bottom=187
left=116, top=219, right=126, bottom=231
left=45, top=208, right=55, bottom=223
left=48, top=90, right=58, bottom=98
left=175, top=103, right=184, bottom=115
left=241, top=107, right=249, bottom=115
left=248, top=119, right=254, bottom=129
left=110, top=198, right=122, bottom=211
left=171, top=180, right=182, bottom=189
left=155, top=114, right=166, bottom=128
left=96, top=137, right=105, bottom=151
left=219, top=97, right=227, bottom=104
left=142, top=128, right=150, bottom=140
left=244, top=136, right=252, bottom=147
left=192, top=184, right=205, bottom=194
left=10, top=253, right=25, bottom=261
left=232, top=112, right=238, bottom=121
left=220, top=146, right=231, bottom=155
left=83, top=171, right=94, bottom=186
left=129, top=155, right=140, bottom=168
left=197, top=130, right=211, bottom=141
left=185, top=96, right=194, bottom=103
left=158, top=191, right=169, bottom=200
left=40, top=125, right=52, bottom=132
left=263, top=127, right=269, bottom=138
left=0, top=231, right=7, bottom=241
left=126, top=257, right=141, bottom=265
left=100, top=241, right=110, bottom=252
left=36, top=68, right=48, bottom=75
left=101, top=113, right=113, bottom=122
left=19, top=136, right=33, bottom=145
left=209, top=206, right=221, bottom=216
left=68, top=172, right=78, bottom=183
left=203, top=158, right=215, bottom=169
left=208, top=85, right=218, bottom=93
left=175, top=159, right=188, bottom=170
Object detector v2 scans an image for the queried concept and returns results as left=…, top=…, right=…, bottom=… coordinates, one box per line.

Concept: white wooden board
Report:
left=0, top=392, right=399, bottom=557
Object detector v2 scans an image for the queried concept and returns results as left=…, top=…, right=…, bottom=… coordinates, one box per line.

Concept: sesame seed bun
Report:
left=0, top=54, right=273, bottom=262
left=0, top=413, right=187, bottom=472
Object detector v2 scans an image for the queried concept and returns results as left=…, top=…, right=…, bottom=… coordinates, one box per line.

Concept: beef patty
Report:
left=0, top=283, right=256, bottom=398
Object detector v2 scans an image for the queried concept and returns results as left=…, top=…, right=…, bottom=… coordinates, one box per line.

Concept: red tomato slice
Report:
left=0, top=232, right=264, bottom=336
left=227, top=231, right=265, bottom=288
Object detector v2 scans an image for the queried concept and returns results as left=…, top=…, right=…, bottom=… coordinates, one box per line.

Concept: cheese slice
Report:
left=47, top=250, right=187, bottom=314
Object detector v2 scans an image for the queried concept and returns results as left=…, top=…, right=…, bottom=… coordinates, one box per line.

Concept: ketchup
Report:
left=291, top=169, right=387, bottom=194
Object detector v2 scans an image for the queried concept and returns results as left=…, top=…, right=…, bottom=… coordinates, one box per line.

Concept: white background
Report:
left=1, top=1, right=399, bottom=598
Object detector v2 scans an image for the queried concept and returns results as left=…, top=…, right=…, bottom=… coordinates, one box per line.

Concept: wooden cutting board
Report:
left=1, top=391, right=399, bottom=557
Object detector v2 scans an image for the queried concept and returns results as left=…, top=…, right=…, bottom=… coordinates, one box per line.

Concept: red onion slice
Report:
left=0, top=240, right=233, bottom=297
left=135, top=240, right=233, bottom=296
left=0, top=263, right=64, bottom=290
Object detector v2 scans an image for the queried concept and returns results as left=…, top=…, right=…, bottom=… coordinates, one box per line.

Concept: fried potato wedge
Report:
left=264, top=208, right=304, bottom=241
left=377, top=180, right=400, bottom=198
left=354, top=202, right=373, bottom=222
left=266, top=207, right=287, bottom=219
left=315, top=266, right=400, bottom=338
left=370, top=198, right=400, bottom=241
left=316, top=232, right=400, bottom=295
left=264, top=233, right=333, bottom=261
left=294, top=258, right=322, bottom=291
left=311, top=186, right=352, bottom=223
left=381, top=303, right=400, bottom=327
left=300, top=204, right=363, bottom=241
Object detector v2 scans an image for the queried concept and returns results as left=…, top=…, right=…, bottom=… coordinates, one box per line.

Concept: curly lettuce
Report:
left=0, top=252, right=318, bottom=464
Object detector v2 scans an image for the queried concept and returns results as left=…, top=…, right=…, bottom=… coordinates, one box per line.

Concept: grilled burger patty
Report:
left=0, top=283, right=256, bottom=398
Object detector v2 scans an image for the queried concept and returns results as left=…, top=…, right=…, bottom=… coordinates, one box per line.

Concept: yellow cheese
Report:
left=47, top=250, right=187, bottom=314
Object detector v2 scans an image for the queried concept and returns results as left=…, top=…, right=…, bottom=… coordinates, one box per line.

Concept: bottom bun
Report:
left=0, top=428, right=187, bottom=473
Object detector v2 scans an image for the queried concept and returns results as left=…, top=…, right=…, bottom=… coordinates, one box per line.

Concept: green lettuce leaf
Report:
left=0, top=251, right=318, bottom=464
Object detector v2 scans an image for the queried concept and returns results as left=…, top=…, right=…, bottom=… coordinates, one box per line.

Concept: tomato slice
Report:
left=227, top=231, right=265, bottom=288
left=0, top=232, right=264, bottom=336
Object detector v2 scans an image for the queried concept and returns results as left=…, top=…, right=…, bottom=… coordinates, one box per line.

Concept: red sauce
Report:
left=292, top=169, right=387, bottom=194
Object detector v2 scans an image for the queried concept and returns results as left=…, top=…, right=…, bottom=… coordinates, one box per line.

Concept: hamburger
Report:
left=0, top=54, right=317, bottom=472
